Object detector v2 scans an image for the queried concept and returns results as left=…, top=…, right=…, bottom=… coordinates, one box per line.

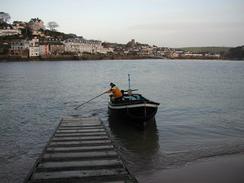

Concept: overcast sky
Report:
left=1, top=0, right=244, bottom=47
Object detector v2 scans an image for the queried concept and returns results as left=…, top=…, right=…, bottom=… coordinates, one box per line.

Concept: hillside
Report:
left=225, top=46, right=244, bottom=60
left=179, top=47, right=231, bottom=54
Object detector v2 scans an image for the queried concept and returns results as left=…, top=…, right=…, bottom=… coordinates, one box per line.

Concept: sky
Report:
left=1, top=0, right=244, bottom=47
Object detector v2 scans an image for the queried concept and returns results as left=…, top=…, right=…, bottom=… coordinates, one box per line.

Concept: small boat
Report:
left=108, top=75, right=160, bottom=127
left=108, top=90, right=160, bottom=123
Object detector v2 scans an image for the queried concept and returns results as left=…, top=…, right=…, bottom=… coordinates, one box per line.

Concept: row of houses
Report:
left=9, top=37, right=114, bottom=58
left=64, top=38, right=113, bottom=55
left=107, top=39, right=159, bottom=57
left=0, top=27, right=22, bottom=36
left=166, top=50, right=221, bottom=59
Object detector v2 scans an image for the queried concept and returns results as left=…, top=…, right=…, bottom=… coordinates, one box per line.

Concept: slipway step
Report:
left=48, top=139, right=112, bottom=147
left=46, top=145, right=114, bottom=153
left=56, top=128, right=106, bottom=133
left=54, top=131, right=107, bottom=137
left=51, top=135, right=109, bottom=141
left=42, top=151, right=118, bottom=161
left=31, top=168, right=129, bottom=183
left=37, top=159, right=123, bottom=172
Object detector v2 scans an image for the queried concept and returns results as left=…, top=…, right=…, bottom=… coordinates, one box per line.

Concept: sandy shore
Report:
left=138, top=153, right=244, bottom=183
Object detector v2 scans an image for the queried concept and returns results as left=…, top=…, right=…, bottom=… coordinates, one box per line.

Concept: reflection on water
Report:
left=108, top=115, right=160, bottom=172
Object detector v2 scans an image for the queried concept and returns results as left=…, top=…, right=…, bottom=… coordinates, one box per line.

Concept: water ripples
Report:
left=1, top=60, right=244, bottom=182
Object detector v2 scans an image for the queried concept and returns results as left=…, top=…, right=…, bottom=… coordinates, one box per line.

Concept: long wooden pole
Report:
left=74, top=92, right=106, bottom=110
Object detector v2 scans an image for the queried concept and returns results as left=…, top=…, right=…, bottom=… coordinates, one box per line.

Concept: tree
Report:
left=225, top=46, right=244, bottom=60
left=47, top=21, right=59, bottom=31
left=28, top=18, right=45, bottom=31
left=0, top=12, right=11, bottom=23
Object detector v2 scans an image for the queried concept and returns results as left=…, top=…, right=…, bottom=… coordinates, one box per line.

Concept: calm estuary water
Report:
left=0, top=59, right=244, bottom=182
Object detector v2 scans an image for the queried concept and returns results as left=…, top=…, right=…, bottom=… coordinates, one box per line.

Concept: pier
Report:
left=25, top=116, right=137, bottom=183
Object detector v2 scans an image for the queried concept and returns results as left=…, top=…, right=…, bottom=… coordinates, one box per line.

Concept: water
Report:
left=0, top=60, right=244, bottom=182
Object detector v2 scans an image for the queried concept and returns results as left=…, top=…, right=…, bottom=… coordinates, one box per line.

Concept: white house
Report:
left=10, top=39, right=29, bottom=50
left=9, top=39, right=29, bottom=57
left=29, top=37, right=40, bottom=57
left=0, top=27, right=21, bottom=36
left=64, top=38, right=113, bottom=54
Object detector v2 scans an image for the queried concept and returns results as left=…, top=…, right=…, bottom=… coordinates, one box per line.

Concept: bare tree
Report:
left=0, top=12, right=11, bottom=23
left=47, top=21, right=59, bottom=31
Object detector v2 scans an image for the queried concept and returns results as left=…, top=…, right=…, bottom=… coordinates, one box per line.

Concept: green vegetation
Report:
left=225, top=46, right=244, bottom=60
left=0, top=35, right=22, bottom=41
left=42, top=29, right=76, bottom=40
left=0, top=43, right=10, bottom=54
left=179, top=47, right=231, bottom=54
left=0, top=12, right=11, bottom=23
left=0, top=22, right=11, bottom=29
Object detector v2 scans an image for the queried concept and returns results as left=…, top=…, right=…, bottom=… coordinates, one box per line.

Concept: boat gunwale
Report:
left=108, top=102, right=159, bottom=109
left=109, top=93, right=160, bottom=107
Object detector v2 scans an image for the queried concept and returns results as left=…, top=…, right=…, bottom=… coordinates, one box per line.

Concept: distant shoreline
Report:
left=0, top=55, right=243, bottom=62
left=0, top=55, right=163, bottom=62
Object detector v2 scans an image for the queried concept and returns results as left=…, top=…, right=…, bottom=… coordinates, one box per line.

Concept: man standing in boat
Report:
left=106, top=83, right=123, bottom=101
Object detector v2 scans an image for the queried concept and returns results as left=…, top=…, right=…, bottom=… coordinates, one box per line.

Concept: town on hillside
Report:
left=0, top=12, right=243, bottom=61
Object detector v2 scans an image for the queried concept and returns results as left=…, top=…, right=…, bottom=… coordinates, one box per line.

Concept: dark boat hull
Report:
left=108, top=102, right=159, bottom=122
left=108, top=93, right=159, bottom=128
